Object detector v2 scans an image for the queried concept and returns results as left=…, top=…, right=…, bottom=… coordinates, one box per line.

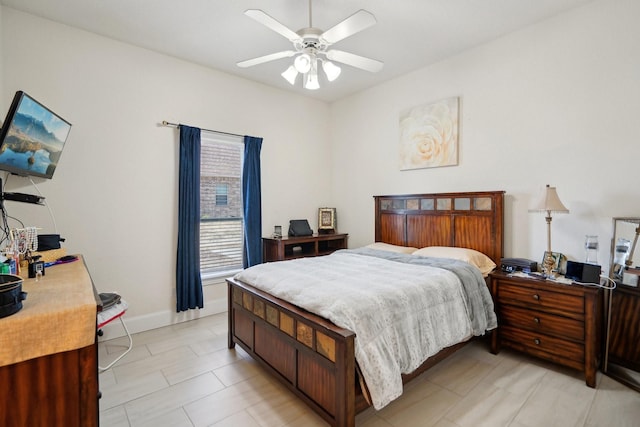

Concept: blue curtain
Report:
left=176, top=125, right=203, bottom=312
left=243, top=136, right=263, bottom=268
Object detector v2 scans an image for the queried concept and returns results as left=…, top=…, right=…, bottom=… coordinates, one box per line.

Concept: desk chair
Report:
left=97, top=293, right=132, bottom=372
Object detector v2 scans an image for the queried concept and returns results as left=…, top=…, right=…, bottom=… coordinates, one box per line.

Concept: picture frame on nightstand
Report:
left=542, top=251, right=566, bottom=274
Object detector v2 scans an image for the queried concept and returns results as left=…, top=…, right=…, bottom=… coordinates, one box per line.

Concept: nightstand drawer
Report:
left=498, top=282, right=584, bottom=315
left=499, top=305, right=584, bottom=341
left=501, top=325, right=584, bottom=364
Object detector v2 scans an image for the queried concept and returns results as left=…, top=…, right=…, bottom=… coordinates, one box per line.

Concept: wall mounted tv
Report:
left=0, top=91, right=71, bottom=179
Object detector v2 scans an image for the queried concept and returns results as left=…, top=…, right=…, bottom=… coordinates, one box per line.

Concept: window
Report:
left=215, top=184, right=228, bottom=206
left=200, top=131, right=243, bottom=277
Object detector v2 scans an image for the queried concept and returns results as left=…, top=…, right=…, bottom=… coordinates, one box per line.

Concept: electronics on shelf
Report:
left=2, top=192, right=45, bottom=205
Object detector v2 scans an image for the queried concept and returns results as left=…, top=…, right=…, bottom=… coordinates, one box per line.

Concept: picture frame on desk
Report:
left=318, top=207, right=336, bottom=234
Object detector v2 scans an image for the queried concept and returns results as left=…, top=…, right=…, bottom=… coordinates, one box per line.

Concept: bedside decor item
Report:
left=585, top=235, right=599, bottom=264
left=565, top=260, right=601, bottom=284
left=500, top=257, right=538, bottom=274
left=318, top=207, right=337, bottom=234
left=272, top=225, right=282, bottom=239
left=529, top=185, right=569, bottom=277
left=613, top=238, right=631, bottom=278
left=541, top=251, right=566, bottom=275
left=399, top=97, right=459, bottom=170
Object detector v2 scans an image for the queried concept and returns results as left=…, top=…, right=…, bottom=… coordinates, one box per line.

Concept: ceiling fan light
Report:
left=322, top=60, right=342, bottom=82
left=281, top=65, right=298, bottom=85
left=304, top=70, right=320, bottom=90
left=294, top=54, right=312, bottom=73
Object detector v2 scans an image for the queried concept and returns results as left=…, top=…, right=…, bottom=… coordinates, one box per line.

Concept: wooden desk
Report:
left=262, top=233, right=348, bottom=262
left=0, top=257, right=100, bottom=427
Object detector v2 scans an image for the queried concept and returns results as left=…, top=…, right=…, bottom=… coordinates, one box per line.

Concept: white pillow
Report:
left=365, top=242, right=418, bottom=254
left=412, top=246, right=496, bottom=276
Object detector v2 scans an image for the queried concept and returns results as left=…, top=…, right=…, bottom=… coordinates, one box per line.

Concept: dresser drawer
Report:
left=499, top=305, right=584, bottom=341
left=501, top=325, right=584, bottom=364
left=498, top=282, right=584, bottom=315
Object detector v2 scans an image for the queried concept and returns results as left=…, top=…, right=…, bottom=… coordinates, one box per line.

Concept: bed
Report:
left=227, top=190, right=504, bottom=427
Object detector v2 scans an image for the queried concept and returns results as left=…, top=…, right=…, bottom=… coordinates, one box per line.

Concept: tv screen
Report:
left=0, top=91, right=71, bottom=179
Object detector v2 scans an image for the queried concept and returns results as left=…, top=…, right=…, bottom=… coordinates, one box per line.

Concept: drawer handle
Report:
left=534, top=338, right=541, bottom=345
left=533, top=294, right=540, bottom=301
left=533, top=317, right=540, bottom=324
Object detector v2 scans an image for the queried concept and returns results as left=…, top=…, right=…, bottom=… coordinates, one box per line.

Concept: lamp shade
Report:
left=304, top=71, right=320, bottom=90
left=281, top=65, right=299, bottom=85
left=294, top=54, right=312, bottom=73
left=304, top=60, right=320, bottom=90
left=529, top=185, right=569, bottom=213
left=322, top=60, right=341, bottom=82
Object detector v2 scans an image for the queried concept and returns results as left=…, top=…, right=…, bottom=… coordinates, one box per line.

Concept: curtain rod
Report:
left=161, top=120, right=243, bottom=138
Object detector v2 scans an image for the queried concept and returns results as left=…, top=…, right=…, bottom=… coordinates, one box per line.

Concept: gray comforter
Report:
left=234, top=248, right=497, bottom=409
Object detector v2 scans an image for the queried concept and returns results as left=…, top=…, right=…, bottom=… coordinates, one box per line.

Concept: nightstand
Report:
left=489, top=271, right=603, bottom=387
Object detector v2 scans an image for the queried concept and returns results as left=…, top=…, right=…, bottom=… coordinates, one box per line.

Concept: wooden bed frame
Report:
left=227, top=190, right=504, bottom=427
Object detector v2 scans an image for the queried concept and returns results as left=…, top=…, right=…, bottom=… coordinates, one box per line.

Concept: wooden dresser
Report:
left=0, top=257, right=100, bottom=427
left=606, top=285, right=640, bottom=373
left=489, top=271, right=602, bottom=387
left=262, top=233, right=348, bottom=262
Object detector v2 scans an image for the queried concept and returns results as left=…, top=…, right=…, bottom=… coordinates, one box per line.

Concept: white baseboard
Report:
left=98, top=296, right=227, bottom=341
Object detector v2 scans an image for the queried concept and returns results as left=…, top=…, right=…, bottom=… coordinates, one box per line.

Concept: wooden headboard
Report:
left=374, top=190, right=504, bottom=265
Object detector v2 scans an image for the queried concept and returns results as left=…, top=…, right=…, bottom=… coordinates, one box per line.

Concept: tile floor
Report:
left=99, top=313, right=640, bottom=427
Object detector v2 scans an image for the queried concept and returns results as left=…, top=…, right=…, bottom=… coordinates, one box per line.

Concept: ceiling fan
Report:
left=237, top=0, right=383, bottom=90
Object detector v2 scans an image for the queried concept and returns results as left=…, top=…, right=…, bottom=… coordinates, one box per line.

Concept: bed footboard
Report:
left=227, top=278, right=357, bottom=427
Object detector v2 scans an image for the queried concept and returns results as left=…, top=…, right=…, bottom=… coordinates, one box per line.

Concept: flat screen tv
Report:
left=0, top=91, right=72, bottom=179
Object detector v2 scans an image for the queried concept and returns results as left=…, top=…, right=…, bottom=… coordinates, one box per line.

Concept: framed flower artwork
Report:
left=399, top=96, right=459, bottom=170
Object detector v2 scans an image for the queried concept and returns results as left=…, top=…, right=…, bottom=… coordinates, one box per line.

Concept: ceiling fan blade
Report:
left=245, top=9, right=301, bottom=42
left=237, top=50, right=296, bottom=68
left=325, top=50, right=383, bottom=73
left=321, top=10, right=377, bottom=44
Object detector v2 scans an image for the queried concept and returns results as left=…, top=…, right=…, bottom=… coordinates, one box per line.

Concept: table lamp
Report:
left=529, top=185, right=569, bottom=277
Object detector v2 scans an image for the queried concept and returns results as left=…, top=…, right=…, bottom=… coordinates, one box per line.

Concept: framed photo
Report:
left=318, top=208, right=337, bottom=233
left=543, top=251, right=566, bottom=274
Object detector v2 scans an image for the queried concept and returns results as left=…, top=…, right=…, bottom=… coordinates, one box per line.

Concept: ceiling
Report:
left=0, top=0, right=594, bottom=103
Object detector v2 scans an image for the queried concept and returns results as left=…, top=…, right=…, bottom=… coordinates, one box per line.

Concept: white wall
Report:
left=330, top=0, right=640, bottom=271
left=1, top=8, right=331, bottom=335
left=3, top=0, right=639, bottom=336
